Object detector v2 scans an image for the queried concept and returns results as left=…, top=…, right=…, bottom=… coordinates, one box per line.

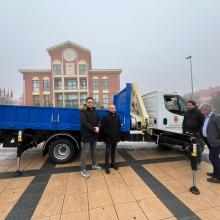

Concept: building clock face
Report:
left=63, top=49, right=76, bottom=62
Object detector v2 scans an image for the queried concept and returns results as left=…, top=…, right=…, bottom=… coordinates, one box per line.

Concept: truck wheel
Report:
left=49, top=139, right=77, bottom=164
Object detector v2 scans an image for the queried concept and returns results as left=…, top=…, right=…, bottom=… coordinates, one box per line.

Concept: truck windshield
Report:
left=164, top=95, right=187, bottom=115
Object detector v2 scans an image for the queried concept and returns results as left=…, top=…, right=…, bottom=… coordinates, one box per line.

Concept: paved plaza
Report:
left=0, top=143, right=219, bottom=220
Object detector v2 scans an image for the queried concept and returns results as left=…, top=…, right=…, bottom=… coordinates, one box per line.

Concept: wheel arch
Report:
left=42, top=132, right=80, bottom=156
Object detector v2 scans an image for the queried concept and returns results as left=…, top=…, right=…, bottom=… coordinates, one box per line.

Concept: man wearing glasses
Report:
left=80, top=97, right=102, bottom=178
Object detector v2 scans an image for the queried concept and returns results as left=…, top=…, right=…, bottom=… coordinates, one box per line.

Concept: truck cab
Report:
left=142, top=91, right=187, bottom=134
left=142, top=91, right=186, bottom=133
left=142, top=91, right=192, bottom=149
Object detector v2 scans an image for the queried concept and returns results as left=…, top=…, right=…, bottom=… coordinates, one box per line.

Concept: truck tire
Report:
left=49, top=139, right=77, bottom=164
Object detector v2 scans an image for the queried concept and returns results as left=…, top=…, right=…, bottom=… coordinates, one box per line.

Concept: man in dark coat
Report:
left=182, top=100, right=205, bottom=163
left=182, top=100, right=204, bottom=134
left=80, top=97, right=101, bottom=178
left=101, top=104, right=121, bottom=174
left=200, top=104, right=220, bottom=184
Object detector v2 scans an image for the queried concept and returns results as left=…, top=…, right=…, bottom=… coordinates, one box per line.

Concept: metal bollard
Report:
left=189, top=141, right=200, bottom=195
left=15, top=130, right=23, bottom=176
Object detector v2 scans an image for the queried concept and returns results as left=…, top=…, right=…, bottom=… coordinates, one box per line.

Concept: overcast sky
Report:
left=0, top=0, right=220, bottom=99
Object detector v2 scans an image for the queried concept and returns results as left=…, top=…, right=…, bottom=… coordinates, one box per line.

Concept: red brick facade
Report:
left=20, top=41, right=121, bottom=108
left=88, top=70, right=120, bottom=107
left=183, top=86, right=220, bottom=105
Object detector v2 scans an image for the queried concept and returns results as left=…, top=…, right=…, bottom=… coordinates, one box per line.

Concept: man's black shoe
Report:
left=105, top=169, right=110, bottom=174
left=111, top=163, right=119, bottom=170
left=207, top=172, right=215, bottom=177
left=207, top=177, right=220, bottom=184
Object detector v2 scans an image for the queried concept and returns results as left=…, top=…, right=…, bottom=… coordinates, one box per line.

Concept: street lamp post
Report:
left=186, top=55, right=194, bottom=99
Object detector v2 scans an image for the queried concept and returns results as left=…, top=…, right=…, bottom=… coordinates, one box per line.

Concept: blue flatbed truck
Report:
left=0, top=83, right=145, bottom=174
left=0, top=82, right=197, bottom=176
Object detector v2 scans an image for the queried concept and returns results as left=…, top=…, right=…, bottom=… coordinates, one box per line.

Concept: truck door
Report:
left=162, top=95, right=186, bottom=133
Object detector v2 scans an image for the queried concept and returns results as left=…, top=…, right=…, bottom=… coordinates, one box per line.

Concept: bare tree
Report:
left=0, top=88, right=15, bottom=105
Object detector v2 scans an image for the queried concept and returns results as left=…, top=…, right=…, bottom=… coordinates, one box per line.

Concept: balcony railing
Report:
left=56, top=101, right=63, bottom=107
left=64, top=86, right=77, bottom=90
left=32, top=89, right=40, bottom=92
left=80, top=86, right=87, bottom=90
left=44, top=101, right=51, bottom=107
left=43, top=88, right=50, bottom=92
left=33, top=102, right=40, bottom=106
left=65, top=101, right=79, bottom=108
left=54, top=86, right=62, bottom=91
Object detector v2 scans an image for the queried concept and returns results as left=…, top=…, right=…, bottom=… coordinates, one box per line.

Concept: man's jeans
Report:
left=80, top=141, right=97, bottom=171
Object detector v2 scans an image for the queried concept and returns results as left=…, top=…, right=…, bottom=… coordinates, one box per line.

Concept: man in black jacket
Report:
left=80, top=97, right=101, bottom=178
left=182, top=100, right=205, bottom=163
left=101, top=104, right=121, bottom=174
left=182, top=100, right=204, bottom=134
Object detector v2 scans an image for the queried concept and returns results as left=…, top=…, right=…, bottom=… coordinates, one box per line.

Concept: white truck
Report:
left=129, top=83, right=201, bottom=153
left=142, top=91, right=189, bottom=148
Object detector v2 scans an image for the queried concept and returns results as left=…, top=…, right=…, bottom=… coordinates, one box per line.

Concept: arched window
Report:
left=43, top=77, right=50, bottom=92
left=44, top=95, right=50, bottom=106
left=32, top=77, right=40, bottom=92
left=103, top=93, right=109, bottom=108
left=93, top=93, right=100, bottom=106
left=102, top=76, right=108, bottom=90
left=92, top=76, right=99, bottom=90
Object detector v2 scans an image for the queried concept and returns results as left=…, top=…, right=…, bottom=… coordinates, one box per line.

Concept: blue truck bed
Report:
left=0, top=83, right=132, bottom=133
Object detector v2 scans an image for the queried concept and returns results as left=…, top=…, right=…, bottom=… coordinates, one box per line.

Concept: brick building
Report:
left=183, top=86, right=220, bottom=105
left=20, top=41, right=122, bottom=108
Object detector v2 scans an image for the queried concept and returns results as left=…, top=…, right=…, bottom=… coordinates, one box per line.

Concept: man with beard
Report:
left=183, top=100, right=204, bottom=134
left=80, top=97, right=102, bottom=178
left=182, top=100, right=205, bottom=163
